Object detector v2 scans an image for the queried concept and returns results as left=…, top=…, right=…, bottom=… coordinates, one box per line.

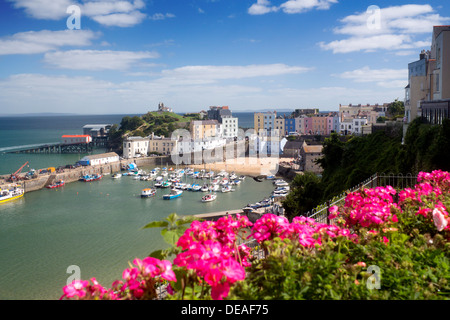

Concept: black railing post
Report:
left=326, top=200, right=331, bottom=225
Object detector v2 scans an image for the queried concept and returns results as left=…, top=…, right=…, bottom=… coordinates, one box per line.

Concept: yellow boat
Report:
left=0, top=186, right=25, bottom=204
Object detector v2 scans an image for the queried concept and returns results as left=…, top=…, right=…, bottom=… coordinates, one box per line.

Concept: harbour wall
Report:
left=2, top=156, right=170, bottom=193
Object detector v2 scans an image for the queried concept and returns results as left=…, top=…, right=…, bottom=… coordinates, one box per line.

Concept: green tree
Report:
left=282, top=172, right=324, bottom=220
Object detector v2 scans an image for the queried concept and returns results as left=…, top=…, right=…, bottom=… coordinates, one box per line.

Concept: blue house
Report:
left=285, top=118, right=296, bottom=134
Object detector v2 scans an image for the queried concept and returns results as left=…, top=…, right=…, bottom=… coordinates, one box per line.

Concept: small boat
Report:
left=163, top=188, right=183, bottom=200
left=161, top=180, right=172, bottom=188
left=112, top=173, right=121, bottom=179
left=201, top=184, right=209, bottom=192
left=233, top=180, right=241, bottom=185
left=239, top=175, right=246, bottom=180
left=221, top=185, right=235, bottom=193
left=201, top=193, right=217, bottom=202
left=266, top=175, right=276, bottom=180
left=220, top=178, right=229, bottom=186
left=79, top=174, right=102, bottom=182
left=192, top=184, right=202, bottom=192
left=141, top=188, right=156, bottom=198
left=0, top=186, right=24, bottom=204
left=154, top=181, right=163, bottom=188
left=46, top=180, right=65, bottom=189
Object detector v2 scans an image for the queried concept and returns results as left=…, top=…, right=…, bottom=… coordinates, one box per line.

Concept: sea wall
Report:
left=277, top=163, right=302, bottom=180
left=2, top=156, right=171, bottom=193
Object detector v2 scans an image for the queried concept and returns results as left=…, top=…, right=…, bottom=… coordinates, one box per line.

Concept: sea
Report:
left=0, top=113, right=276, bottom=300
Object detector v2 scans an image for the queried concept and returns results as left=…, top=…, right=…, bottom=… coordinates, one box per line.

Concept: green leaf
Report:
left=142, top=220, right=169, bottom=229
left=149, top=249, right=166, bottom=260
left=161, top=228, right=185, bottom=246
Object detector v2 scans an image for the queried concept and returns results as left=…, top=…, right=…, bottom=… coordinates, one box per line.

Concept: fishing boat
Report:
left=141, top=188, right=156, bottom=198
left=46, top=180, right=65, bottom=189
left=0, top=186, right=24, bottom=204
left=163, top=188, right=183, bottom=200
left=201, top=193, right=217, bottom=202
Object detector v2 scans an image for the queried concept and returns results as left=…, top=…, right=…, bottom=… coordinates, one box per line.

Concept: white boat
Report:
left=274, top=179, right=289, bottom=187
left=112, top=173, right=121, bottom=179
left=239, top=175, right=246, bottom=180
left=201, top=184, right=209, bottom=192
left=192, top=184, right=202, bottom=192
left=154, top=181, right=162, bottom=188
left=0, top=186, right=24, bottom=204
left=221, top=178, right=229, bottom=186
left=141, top=188, right=156, bottom=198
left=221, top=185, right=235, bottom=193
left=201, top=193, right=217, bottom=202
left=155, top=176, right=163, bottom=182
left=163, top=188, right=183, bottom=200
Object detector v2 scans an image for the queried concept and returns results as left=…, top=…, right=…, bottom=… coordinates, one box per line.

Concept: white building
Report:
left=340, top=119, right=353, bottom=135
left=221, top=115, right=239, bottom=139
left=352, top=118, right=368, bottom=135
left=79, top=152, right=119, bottom=166
left=123, top=136, right=149, bottom=159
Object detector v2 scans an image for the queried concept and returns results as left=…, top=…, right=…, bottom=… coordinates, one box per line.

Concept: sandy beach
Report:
left=186, top=156, right=294, bottom=176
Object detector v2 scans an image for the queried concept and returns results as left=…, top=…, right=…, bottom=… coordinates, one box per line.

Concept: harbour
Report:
left=0, top=113, right=285, bottom=300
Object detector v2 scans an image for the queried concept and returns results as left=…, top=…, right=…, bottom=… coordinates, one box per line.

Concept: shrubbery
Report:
left=60, top=170, right=450, bottom=300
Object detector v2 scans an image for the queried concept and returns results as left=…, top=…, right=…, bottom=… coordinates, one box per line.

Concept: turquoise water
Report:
left=0, top=169, right=274, bottom=300
left=0, top=114, right=275, bottom=300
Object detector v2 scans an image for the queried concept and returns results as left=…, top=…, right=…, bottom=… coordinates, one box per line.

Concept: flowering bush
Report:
left=61, top=171, right=450, bottom=300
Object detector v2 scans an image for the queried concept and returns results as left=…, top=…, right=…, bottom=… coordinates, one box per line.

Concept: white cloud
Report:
left=248, top=0, right=337, bottom=15
left=337, top=66, right=407, bottom=89
left=159, top=64, right=312, bottom=82
left=91, top=11, right=146, bottom=27
left=148, top=13, right=176, bottom=21
left=280, top=0, right=338, bottom=14
left=248, top=0, right=279, bottom=15
left=43, top=50, right=159, bottom=71
left=0, top=30, right=99, bottom=55
left=7, top=0, right=150, bottom=27
left=321, top=4, right=450, bottom=54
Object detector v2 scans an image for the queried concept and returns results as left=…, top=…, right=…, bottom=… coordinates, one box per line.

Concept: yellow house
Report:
left=254, top=113, right=265, bottom=134
left=190, top=120, right=221, bottom=140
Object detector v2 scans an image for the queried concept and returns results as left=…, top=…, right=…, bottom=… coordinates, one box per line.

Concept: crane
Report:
left=9, top=161, right=29, bottom=182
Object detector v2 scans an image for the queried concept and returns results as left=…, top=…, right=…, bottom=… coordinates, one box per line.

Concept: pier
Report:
left=6, top=142, right=94, bottom=154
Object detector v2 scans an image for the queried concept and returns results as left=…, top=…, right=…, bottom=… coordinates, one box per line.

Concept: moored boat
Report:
left=201, top=193, right=217, bottom=202
left=141, top=188, right=156, bottom=198
left=46, top=180, right=65, bottom=189
left=0, top=186, right=24, bottom=204
left=163, top=188, right=183, bottom=200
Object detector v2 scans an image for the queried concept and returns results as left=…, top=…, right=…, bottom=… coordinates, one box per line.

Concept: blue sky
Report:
left=0, top=0, right=449, bottom=115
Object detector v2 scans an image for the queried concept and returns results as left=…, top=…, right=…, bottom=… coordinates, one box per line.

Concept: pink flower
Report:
left=432, top=207, right=448, bottom=232
left=157, top=260, right=177, bottom=282
left=60, top=280, right=89, bottom=299
left=211, top=282, right=230, bottom=300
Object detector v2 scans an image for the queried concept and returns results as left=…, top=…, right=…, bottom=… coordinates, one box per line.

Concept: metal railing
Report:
left=305, top=173, right=418, bottom=224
